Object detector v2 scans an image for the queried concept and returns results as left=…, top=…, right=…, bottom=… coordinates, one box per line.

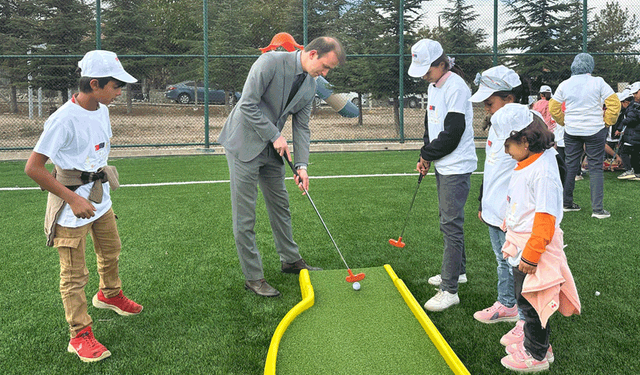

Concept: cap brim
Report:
left=408, top=63, right=428, bottom=78
left=469, top=86, right=496, bottom=103
left=114, top=71, right=138, bottom=83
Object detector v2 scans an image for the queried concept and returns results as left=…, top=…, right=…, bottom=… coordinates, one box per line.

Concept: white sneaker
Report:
left=428, top=273, right=467, bottom=286
left=618, top=169, right=635, bottom=180
left=424, top=289, right=460, bottom=311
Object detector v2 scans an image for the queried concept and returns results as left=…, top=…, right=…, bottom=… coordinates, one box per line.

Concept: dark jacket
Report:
left=620, top=101, right=640, bottom=146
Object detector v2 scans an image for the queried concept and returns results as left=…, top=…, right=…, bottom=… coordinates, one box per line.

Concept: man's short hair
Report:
left=305, top=37, right=346, bottom=65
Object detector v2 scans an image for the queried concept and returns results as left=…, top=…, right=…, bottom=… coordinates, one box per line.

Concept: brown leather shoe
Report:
left=244, top=279, right=280, bottom=297
left=281, top=259, right=322, bottom=274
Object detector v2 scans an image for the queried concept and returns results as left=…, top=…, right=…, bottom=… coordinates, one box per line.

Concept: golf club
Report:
left=283, top=156, right=365, bottom=283
left=389, top=173, right=424, bottom=248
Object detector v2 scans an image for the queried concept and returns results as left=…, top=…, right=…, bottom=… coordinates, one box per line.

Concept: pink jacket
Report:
left=502, top=228, right=581, bottom=328
left=532, top=99, right=556, bottom=131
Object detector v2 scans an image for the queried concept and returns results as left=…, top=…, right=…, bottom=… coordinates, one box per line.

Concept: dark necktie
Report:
left=286, top=72, right=307, bottom=107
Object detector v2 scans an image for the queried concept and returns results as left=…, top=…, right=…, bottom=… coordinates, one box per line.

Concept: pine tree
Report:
left=31, top=0, right=93, bottom=102
left=501, top=0, right=568, bottom=89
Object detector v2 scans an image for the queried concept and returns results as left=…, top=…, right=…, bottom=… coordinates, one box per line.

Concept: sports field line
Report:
left=0, top=171, right=484, bottom=191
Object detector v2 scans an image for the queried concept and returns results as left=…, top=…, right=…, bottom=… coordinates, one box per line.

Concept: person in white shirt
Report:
left=407, top=39, right=478, bottom=312
left=24, top=50, right=143, bottom=363
left=500, top=121, right=580, bottom=373
left=469, top=65, right=531, bottom=331
left=549, top=53, right=620, bottom=218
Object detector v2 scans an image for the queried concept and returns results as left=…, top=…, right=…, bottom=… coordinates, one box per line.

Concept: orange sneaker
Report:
left=67, top=326, right=111, bottom=362
left=92, top=290, right=143, bottom=316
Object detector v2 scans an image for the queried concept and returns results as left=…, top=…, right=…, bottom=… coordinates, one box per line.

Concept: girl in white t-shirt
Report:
left=469, top=65, right=532, bottom=329
left=500, top=121, right=580, bottom=372
left=407, top=39, right=477, bottom=312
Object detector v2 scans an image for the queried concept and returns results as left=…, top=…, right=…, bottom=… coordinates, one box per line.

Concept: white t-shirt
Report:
left=427, top=73, right=477, bottom=175
left=552, top=74, right=614, bottom=136
left=482, top=104, right=535, bottom=227
left=554, top=124, right=565, bottom=148
left=505, top=148, right=563, bottom=266
left=34, top=98, right=113, bottom=228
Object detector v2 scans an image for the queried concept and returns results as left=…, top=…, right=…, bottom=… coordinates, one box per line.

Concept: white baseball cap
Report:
left=617, top=89, right=633, bottom=101
left=539, top=85, right=553, bottom=94
left=628, top=81, right=640, bottom=95
left=408, top=39, right=444, bottom=78
left=78, top=50, right=137, bottom=83
left=469, top=65, right=521, bottom=103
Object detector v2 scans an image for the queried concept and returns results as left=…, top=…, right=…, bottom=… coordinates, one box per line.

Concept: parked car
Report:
left=165, top=81, right=241, bottom=105
left=388, top=94, right=426, bottom=108
left=314, top=92, right=368, bottom=107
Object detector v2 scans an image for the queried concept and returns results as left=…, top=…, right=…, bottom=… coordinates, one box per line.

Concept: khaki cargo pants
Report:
left=54, top=208, right=122, bottom=337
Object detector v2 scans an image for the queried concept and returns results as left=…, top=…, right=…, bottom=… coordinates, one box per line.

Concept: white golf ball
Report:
left=352, top=282, right=361, bottom=291
left=595, top=291, right=600, bottom=296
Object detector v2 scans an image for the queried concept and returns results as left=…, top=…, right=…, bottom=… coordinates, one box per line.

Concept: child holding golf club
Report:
left=469, top=66, right=532, bottom=329
left=24, top=50, right=143, bottom=363
left=500, top=121, right=581, bottom=372
left=407, top=39, right=477, bottom=312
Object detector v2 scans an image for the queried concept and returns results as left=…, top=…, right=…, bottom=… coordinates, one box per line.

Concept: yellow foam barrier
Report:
left=265, top=265, right=469, bottom=374
left=384, top=264, right=470, bottom=375
left=264, top=269, right=314, bottom=375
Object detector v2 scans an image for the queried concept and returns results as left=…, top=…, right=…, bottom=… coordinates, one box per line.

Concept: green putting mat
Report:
left=275, top=266, right=454, bottom=374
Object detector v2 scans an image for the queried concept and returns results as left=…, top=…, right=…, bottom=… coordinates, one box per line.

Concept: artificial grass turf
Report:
left=1, top=150, right=640, bottom=374
left=276, top=267, right=453, bottom=374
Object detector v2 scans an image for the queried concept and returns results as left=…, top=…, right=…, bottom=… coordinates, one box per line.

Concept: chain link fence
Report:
left=2, top=0, right=639, bottom=154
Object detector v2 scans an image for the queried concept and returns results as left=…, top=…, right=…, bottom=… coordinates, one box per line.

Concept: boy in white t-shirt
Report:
left=25, top=50, right=143, bottom=363
left=499, top=121, right=581, bottom=373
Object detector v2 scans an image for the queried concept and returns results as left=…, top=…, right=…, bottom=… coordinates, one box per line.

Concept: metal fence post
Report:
left=96, top=0, right=101, bottom=50
left=204, top=0, right=210, bottom=149
left=399, top=0, right=405, bottom=143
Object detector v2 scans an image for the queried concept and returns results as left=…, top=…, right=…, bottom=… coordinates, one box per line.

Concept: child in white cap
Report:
left=469, top=65, right=567, bottom=354
left=469, top=65, right=531, bottom=328
left=25, top=50, right=142, bottom=362
left=407, top=39, right=477, bottom=312
left=531, top=85, right=555, bottom=132
left=499, top=121, right=581, bottom=372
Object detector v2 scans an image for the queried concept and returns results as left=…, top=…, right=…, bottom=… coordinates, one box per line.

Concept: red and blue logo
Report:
left=95, top=142, right=105, bottom=151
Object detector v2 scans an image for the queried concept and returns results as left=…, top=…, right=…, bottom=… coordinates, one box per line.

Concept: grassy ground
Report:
left=1, top=150, right=639, bottom=374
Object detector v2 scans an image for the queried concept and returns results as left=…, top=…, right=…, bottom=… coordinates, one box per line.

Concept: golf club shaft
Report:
left=398, top=173, right=424, bottom=239
left=611, top=127, right=625, bottom=170
left=284, top=157, right=351, bottom=270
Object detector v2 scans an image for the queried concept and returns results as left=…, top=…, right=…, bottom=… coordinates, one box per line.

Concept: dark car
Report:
left=165, top=81, right=241, bottom=105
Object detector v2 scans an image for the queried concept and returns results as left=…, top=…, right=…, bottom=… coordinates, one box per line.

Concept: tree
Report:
left=30, top=0, right=93, bottom=102
left=588, top=1, right=640, bottom=85
left=500, top=0, right=568, bottom=89
left=0, top=0, right=44, bottom=112
left=418, top=0, right=491, bottom=79
left=102, top=0, right=164, bottom=109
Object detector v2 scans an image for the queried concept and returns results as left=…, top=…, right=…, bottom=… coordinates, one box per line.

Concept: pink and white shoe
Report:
left=506, top=342, right=554, bottom=363
left=501, top=344, right=549, bottom=372
left=501, top=319, right=525, bottom=346
left=473, top=301, right=519, bottom=324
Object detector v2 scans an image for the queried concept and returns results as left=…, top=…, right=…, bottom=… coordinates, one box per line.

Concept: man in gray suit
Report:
left=218, top=37, right=346, bottom=297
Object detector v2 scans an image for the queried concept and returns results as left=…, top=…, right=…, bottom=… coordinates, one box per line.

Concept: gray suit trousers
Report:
left=226, top=145, right=301, bottom=280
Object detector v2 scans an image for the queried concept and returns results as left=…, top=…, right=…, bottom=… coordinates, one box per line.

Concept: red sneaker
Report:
left=92, top=290, right=143, bottom=316
left=67, top=326, right=111, bottom=362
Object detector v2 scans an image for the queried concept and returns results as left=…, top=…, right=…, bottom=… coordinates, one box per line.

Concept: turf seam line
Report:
left=0, top=172, right=485, bottom=191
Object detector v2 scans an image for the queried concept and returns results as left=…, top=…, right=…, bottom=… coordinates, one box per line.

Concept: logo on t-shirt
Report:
left=488, top=140, right=492, bottom=147
left=95, top=142, right=105, bottom=151
left=429, top=105, right=435, bottom=111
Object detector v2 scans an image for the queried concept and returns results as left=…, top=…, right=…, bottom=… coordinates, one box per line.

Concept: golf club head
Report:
left=346, top=269, right=366, bottom=283
left=389, top=237, right=406, bottom=248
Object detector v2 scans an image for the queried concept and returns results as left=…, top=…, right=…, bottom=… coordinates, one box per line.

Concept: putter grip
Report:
left=284, top=157, right=299, bottom=177
left=418, top=172, right=424, bottom=183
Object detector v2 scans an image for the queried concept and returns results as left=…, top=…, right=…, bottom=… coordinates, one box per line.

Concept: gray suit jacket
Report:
left=218, top=51, right=315, bottom=166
